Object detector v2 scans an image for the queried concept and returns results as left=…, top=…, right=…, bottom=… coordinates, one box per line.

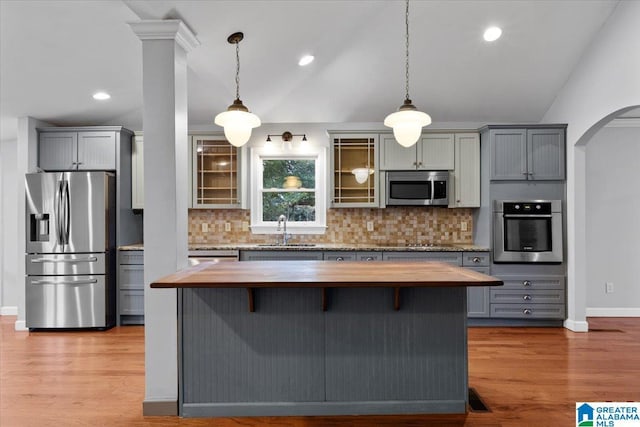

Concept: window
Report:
left=251, top=146, right=327, bottom=234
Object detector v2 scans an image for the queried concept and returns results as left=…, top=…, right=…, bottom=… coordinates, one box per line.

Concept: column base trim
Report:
left=563, top=318, right=589, bottom=332
left=143, top=399, right=178, bottom=416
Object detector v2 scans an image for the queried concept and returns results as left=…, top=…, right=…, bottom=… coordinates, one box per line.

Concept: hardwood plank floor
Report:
left=1, top=316, right=639, bottom=426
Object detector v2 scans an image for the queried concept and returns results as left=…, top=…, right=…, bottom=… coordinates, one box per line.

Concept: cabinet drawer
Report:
left=491, top=303, right=565, bottom=319
left=119, top=251, right=144, bottom=265
left=462, top=252, right=490, bottom=267
left=382, top=252, right=462, bottom=265
left=498, top=275, right=565, bottom=290
left=120, top=290, right=144, bottom=315
left=119, top=264, right=144, bottom=290
left=490, top=289, right=565, bottom=304
left=324, top=252, right=357, bottom=261
left=240, top=251, right=324, bottom=261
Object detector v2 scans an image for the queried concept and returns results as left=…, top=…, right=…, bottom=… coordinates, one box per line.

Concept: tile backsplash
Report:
left=189, top=207, right=473, bottom=245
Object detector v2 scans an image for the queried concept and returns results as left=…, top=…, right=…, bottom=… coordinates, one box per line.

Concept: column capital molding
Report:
left=129, top=19, right=200, bottom=53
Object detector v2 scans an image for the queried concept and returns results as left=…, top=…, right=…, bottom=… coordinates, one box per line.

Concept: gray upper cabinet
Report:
left=380, top=133, right=454, bottom=171
left=39, top=129, right=116, bottom=171
left=449, top=133, right=480, bottom=208
left=489, top=126, right=565, bottom=181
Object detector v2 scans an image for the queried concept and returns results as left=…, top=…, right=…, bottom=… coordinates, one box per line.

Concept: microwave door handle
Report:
left=430, top=180, right=435, bottom=204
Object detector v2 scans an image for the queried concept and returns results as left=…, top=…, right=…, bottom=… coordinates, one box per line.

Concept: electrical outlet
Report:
left=605, top=282, right=614, bottom=293
left=366, top=221, right=374, bottom=232
left=224, top=222, right=231, bottom=232
left=201, top=223, right=208, bottom=232
left=460, top=221, right=468, bottom=231
left=242, top=221, right=249, bottom=231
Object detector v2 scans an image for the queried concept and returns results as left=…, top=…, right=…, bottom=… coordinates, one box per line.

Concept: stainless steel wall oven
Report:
left=493, top=200, right=563, bottom=263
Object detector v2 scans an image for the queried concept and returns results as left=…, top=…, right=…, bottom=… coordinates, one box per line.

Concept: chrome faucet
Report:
left=277, top=214, right=291, bottom=245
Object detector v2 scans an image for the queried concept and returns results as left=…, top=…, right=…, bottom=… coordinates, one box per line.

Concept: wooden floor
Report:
left=1, top=316, right=639, bottom=426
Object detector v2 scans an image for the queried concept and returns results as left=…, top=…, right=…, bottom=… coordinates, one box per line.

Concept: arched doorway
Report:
left=580, top=106, right=640, bottom=319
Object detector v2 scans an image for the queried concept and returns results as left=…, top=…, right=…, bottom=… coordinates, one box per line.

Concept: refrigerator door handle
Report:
left=62, top=180, right=70, bottom=244
left=30, top=279, right=99, bottom=286
left=30, top=257, right=99, bottom=263
left=56, top=180, right=63, bottom=244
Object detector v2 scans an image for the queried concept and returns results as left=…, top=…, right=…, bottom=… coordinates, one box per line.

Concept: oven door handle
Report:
left=503, top=214, right=553, bottom=218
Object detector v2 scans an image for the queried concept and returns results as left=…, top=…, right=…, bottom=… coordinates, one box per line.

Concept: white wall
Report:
left=542, top=0, right=640, bottom=330
left=0, top=139, right=19, bottom=315
left=585, top=124, right=640, bottom=316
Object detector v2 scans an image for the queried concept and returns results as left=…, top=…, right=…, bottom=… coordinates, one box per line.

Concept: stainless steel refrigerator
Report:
left=25, top=171, right=116, bottom=329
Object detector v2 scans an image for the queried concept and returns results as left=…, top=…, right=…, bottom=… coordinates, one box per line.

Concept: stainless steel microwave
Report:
left=385, top=171, right=449, bottom=206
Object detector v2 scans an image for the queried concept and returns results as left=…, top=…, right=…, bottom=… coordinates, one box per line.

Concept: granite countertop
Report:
left=120, top=243, right=489, bottom=252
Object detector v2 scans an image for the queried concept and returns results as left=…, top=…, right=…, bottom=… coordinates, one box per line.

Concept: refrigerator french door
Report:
left=25, top=171, right=116, bottom=329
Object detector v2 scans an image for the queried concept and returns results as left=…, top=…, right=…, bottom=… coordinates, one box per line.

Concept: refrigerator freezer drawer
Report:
left=26, top=253, right=105, bottom=276
left=26, top=275, right=109, bottom=328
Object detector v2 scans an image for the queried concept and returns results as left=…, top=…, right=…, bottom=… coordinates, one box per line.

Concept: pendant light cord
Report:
left=405, top=0, right=410, bottom=102
left=235, top=41, right=241, bottom=100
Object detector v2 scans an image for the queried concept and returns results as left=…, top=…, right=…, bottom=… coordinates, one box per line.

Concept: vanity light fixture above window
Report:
left=265, top=131, right=308, bottom=151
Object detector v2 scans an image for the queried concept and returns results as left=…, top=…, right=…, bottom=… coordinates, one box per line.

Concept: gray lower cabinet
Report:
left=240, top=251, right=324, bottom=261
left=118, top=250, right=144, bottom=325
left=462, top=252, right=491, bottom=318
left=489, top=275, right=565, bottom=319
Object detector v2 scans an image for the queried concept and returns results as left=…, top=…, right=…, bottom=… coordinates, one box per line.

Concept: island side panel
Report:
left=179, top=286, right=468, bottom=416
left=325, top=287, right=467, bottom=412
left=181, top=288, right=325, bottom=407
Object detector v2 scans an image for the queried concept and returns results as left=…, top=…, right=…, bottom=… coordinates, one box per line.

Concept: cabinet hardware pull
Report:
left=365, top=257, right=374, bottom=261
left=523, top=308, right=532, bottom=315
left=523, top=280, right=532, bottom=287
left=523, top=295, right=532, bottom=301
left=472, top=257, right=480, bottom=263
left=31, top=257, right=98, bottom=263
left=336, top=257, right=344, bottom=261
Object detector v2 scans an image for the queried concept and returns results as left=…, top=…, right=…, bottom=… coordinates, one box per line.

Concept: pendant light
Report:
left=214, top=32, right=261, bottom=147
left=384, top=0, right=431, bottom=147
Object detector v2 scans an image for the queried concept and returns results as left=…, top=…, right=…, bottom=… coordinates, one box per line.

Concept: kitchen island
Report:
left=152, top=260, right=502, bottom=417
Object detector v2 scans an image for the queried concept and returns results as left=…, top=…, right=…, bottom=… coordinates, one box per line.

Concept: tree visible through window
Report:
left=262, top=159, right=316, bottom=222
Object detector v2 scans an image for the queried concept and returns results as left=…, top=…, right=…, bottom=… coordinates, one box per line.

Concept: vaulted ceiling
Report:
left=0, top=0, right=622, bottom=142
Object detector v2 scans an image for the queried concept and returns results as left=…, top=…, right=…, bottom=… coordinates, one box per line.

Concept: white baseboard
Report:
left=563, top=318, right=589, bottom=332
left=0, top=306, right=18, bottom=316
left=14, top=320, right=27, bottom=331
left=586, top=307, right=640, bottom=317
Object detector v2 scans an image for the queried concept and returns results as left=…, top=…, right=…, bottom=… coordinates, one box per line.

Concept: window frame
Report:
left=250, top=145, right=327, bottom=235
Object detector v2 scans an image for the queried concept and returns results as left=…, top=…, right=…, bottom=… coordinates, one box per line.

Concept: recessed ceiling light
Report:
left=483, top=26, right=502, bottom=42
left=298, top=55, right=314, bottom=66
left=93, top=92, right=111, bottom=100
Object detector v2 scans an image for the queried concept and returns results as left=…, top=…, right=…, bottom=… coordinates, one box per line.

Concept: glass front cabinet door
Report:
left=330, top=133, right=379, bottom=207
left=191, top=135, right=241, bottom=208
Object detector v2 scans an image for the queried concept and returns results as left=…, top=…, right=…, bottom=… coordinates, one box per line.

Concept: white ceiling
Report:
left=0, top=0, right=623, bottom=142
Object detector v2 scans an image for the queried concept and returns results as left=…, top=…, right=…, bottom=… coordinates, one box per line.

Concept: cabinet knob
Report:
left=418, top=161, right=423, bottom=167
left=523, top=280, right=532, bottom=287
left=523, top=308, right=532, bottom=315
left=523, top=295, right=532, bottom=301
left=412, top=161, right=417, bottom=166
left=472, top=257, right=481, bottom=263
left=336, top=257, right=344, bottom=261
left=522, top=172, right=528, bottom=175
left=365, top=257, right=374, bottom=261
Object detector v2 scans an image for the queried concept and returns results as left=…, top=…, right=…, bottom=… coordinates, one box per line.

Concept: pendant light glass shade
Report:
left=384, top=103, right=431, bottom=147
left=214, top=101, right=261, bottom=147
left=216, top=32, right=260, bottom=147
left=384, top=0, right=431, bottom=147
left=351, top=167, right=374, bottom=184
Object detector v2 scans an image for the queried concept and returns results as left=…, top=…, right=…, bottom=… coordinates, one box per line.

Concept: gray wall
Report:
left=585, top=124, right=640, bottom=314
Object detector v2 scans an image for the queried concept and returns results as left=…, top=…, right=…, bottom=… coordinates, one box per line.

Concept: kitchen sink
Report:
left=256, top=243, right=317, bottom=247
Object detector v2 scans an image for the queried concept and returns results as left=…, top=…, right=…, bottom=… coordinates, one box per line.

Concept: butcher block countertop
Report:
left=151, top=260, right=503, bottom=289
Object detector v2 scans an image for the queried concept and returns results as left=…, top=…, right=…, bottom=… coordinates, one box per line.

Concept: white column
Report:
left=130, top=20, right=199, bottom=416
